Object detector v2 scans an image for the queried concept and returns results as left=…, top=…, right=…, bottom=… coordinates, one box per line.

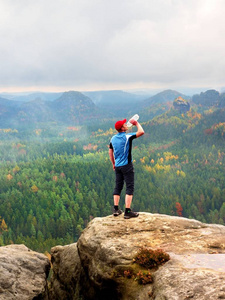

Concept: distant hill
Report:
left=192, top=90, right=220, bottom=106
left=142, top=101, right=225, bottom=146
left=192, top=89, right=225, bottom=108
left=0, top=91, right=99, bottom=128
left=0, top=92, right=62, bottom=102
left=83, top=90, right=145, bottom=105
left=141, top=89, right=190, bottom=107
left=0, top=97, right=22, bottom=108
left=136, top=90, right=190, bottom=121
left=19, top=99, right=55, bottom=123
left=83, top=90, right=145, bottom=118
left=53, top=91, right=98, bottom=123
left=2, top=88, right=225, bottom=129
left=0, top=97, right=22, bottom=127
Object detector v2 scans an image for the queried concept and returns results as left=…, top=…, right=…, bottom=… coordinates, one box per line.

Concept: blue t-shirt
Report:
left=109, top=132, right=137, bottom=167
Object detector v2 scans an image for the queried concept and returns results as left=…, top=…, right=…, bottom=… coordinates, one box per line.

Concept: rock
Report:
left=0, top=244, right=50, bottom=300
left=173, top=96, right=190, bottom=113
left=48, top=243, right=83, bottom=300
left=153, top=258, right=225, bottom=300
left=50, top=213, right=225, bottom=300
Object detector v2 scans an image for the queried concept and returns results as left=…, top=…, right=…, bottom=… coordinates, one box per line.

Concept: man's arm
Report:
left=129, top=119, right=145, bottom=138
left=108, top=148, right=115, bottom=170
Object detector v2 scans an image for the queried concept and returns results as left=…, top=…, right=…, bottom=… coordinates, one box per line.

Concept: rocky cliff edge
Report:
left=49, top=213, right=225, bottom=300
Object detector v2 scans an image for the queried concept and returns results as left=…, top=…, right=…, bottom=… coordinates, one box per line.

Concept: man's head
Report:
left=115, top=119, right=127, bottom=132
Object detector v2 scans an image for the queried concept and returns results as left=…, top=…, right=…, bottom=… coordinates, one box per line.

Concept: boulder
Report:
left=0, top=244, right=50, bottom=300
left=49, top=213, right=225, bottom=299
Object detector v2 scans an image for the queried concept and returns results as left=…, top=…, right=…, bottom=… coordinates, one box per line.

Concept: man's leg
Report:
left=125, top=194, right=133, bottom=208
left=113, top=167, right=123, bottom=216
left=114, top=194, right=120, bottom=206
left=123, top=163, right=139, bottom=219
left=113, top=194, right=123, bottom=216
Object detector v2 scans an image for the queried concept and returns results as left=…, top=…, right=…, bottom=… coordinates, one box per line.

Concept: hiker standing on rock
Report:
left=109, top=117, right=144, bottom=219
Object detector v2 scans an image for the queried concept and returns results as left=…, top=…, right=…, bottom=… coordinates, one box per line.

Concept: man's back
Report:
left=110, top=132, right=136, bottom=167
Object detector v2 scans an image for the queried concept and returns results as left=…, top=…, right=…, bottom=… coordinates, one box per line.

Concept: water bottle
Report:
left=127, top=114, right=139, bottom=127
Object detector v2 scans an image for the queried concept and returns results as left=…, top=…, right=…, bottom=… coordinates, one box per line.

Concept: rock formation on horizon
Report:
left=173, top=96, right=190, bottom=113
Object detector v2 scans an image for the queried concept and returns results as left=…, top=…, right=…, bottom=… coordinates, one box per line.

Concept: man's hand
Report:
left=109, top=148, right=116, bottom=170
left=129, top=119, right=138, bottom=126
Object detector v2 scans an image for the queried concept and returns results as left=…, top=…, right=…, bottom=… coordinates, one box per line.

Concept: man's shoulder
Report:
left=126, top=132, right=137, bottom=138
left=111, top=133, right=118, bottom=140
left=110, top=133, right=118, bottom=143
left=112, top=132, right=124, bottom=138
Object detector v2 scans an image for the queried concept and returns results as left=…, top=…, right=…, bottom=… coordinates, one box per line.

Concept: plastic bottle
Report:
left=127, top=114, right=139, bottom=127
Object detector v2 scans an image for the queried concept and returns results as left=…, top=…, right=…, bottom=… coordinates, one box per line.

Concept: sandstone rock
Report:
left=173, top=96, right=190, bottom=113
left=50, top=213, right=225, bottom=299
left=0, top=244, right=50, bottom=300
left=48, top=243, right=83, bottom=300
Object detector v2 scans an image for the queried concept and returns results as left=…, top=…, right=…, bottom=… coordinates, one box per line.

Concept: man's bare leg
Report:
left=113, top=195, right=122, bottom=216
left=124, top=194, right=139, bottom=219
left=125, top=194, right=133, bottom=208
left=114, top=194, right=120, bottom=206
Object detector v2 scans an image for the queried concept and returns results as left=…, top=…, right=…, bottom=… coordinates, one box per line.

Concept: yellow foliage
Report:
left=150, top=159, right=154, bottom=164
left=140, top=157, right=145, bottom=163
left=6, top=174, right=13, bottom=181
left=144, top=165, right=155, bottom=173
left=176, top=170, right=186, bottom=177
left=35, top=129, right=42, bottom=135
left=31, top=185, right=39, bottom=193
left=164, top=154, right=179, bottom=161
left=149, top=163, right=171, bottom=173
left=13, top=165, right=20, bottom=174
left=0, top=128, right=18, bottom=133
left=180, top=171, right=186, bottom=178
left=94, top=128, right=114, bottom=137
left=0, top=218, right=8, bottom=232
left=164, top=165, right=171, bottom=172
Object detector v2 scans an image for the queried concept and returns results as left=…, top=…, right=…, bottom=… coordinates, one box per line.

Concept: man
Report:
left=109, top=118, right=144, bottom=219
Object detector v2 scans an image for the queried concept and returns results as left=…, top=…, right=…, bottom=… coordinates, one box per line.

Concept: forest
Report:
left=1, top=99, right=225, bottom=253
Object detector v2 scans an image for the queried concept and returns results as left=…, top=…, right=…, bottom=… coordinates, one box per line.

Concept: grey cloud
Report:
left=0, top=0, right=225, bottom=90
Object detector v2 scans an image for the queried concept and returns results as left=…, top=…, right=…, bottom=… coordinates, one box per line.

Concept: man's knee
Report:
left=113, top=184, right=123, bottom=195
left=126, top=182, right=134, bottom=195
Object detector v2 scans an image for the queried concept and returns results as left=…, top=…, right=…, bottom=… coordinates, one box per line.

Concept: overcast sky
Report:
left=0, top=0, right=225, bottom=93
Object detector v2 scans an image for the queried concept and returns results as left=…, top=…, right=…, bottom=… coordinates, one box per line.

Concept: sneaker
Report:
left=124, top=210, right=139, bottom=219
left=113, top=208, right=123, bottom=217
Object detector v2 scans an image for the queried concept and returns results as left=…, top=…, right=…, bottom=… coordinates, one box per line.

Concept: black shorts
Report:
left=113, top=162, right=134, bottom=196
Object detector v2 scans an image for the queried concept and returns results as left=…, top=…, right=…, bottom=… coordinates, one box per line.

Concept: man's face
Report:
left=121, top=123, right=128, bottom=132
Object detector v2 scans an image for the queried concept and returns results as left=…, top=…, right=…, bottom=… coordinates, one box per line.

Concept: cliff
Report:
left=49, top=213, right=225, bottom=300
left=1, top=213, right=225, bottom=299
